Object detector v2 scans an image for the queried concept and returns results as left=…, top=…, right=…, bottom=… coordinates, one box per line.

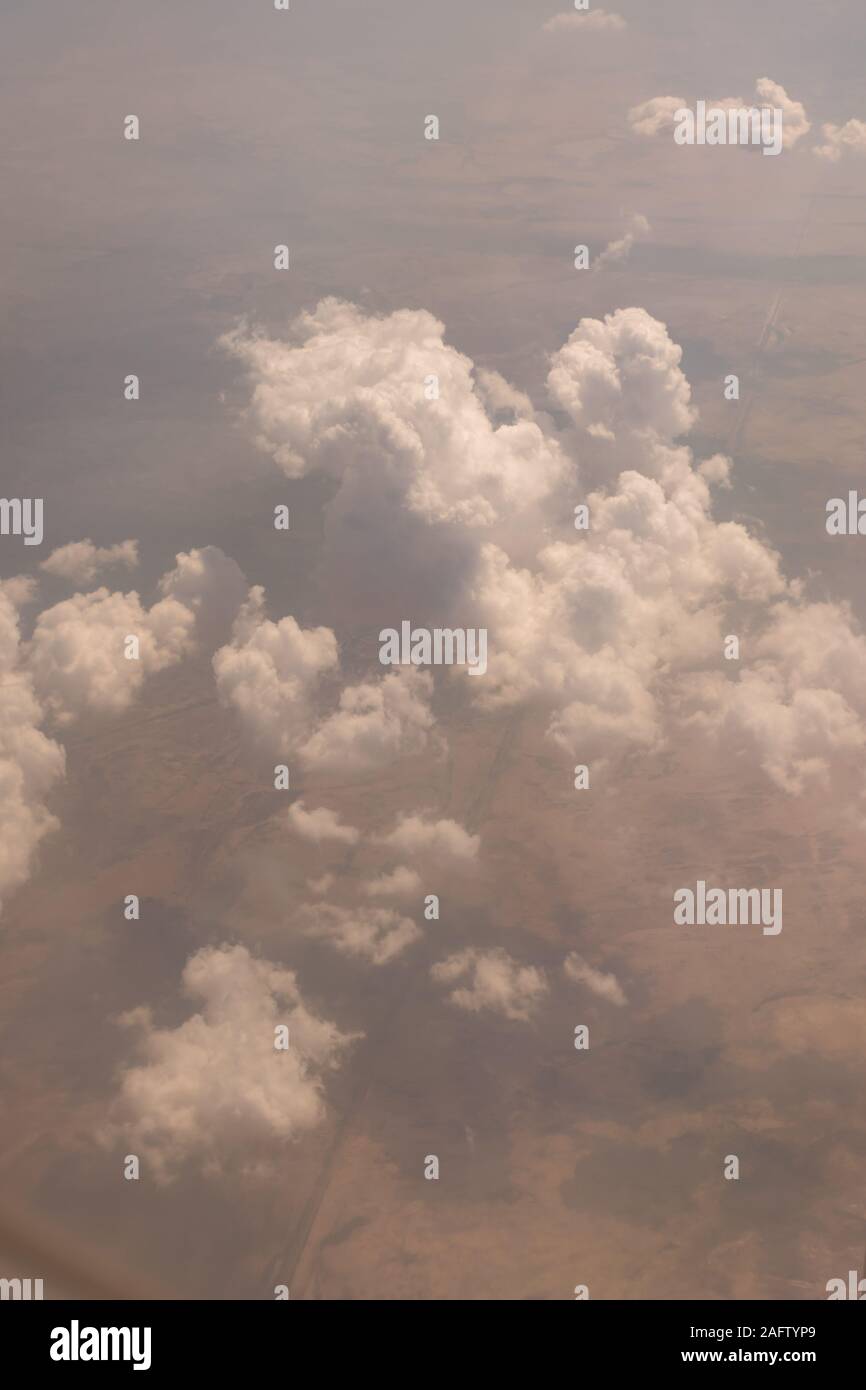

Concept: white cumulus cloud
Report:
left=431, top=948, right=548, bottom=1021
left=381, top=813, right=480, bottom=864
left=40, top=539, right=139, bottom=585
left=298, top=903, right=422, bottom=965
left=104, top=944, right=358, bottom=1181
left=814, top=118, right=866, bottom=162
left=0, top=585, right=65, bottom=914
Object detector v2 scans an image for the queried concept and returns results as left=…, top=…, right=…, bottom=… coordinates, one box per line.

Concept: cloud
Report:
left=593, top=213, right=651, bottom=272
left=629, top=78, right=809, bottom=150
left=26, top=586, right=195, bottom=725
left=214, top=588, right=437, bottom=774
left=0, top=551, right=250, bottom=911
left=157, top=545, right=250, bottom=645
left=381, top=814, right=480, bottom=864
left=362, top=865, right=423, bottom=899
left=814, top=118, right=866, bottom=162
left=213, top=588, right=339, bottom=752
left=221, top=300, right=567, bottom=528
left=431, top=948, right=548, bottom=1021
left=24, top=548, right=249, bottom=727
left=300, top=668, right=437, bottom=774
left=104, top=944, right=358, bottom=1181
left=0, top=586, right=65, bottom=914
left=287, top=800, right=360, bottom=846
left=221, top=300, right=570, bottom=618
left=628, top=95, right=686, bottom=137
left=474, top=369, right=534, bottom=420
left=544, top=9, right=626, bottom=32
left=755, top=77, right=810, bottom=150
left=286, top=808, right=476, bottom=943
left=222, top=297, right=866, bottom=803
left=40, top=539, right=139, bottom=585
left=298, top=903, right=422, bottom=965
left=563, top=952, right=627, bottom=1006
left=680, top=601, right=866, bottom=794
left=469, top=308, right=785, bottom=758
left=547, top=304, right=696, bottom=445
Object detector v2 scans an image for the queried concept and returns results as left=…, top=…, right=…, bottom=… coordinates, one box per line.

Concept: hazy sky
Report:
left=2, top=0, right=866, bottom=1300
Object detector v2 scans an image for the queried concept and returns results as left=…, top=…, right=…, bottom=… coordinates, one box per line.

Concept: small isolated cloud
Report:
left=381, top=814, right=480, bottom=864
left=104, top=944, right=358, bottom=1181
left=40, top=539, right=139, bottom=585
left=544, top=9, right=626, bottom=32
left=362, top=865, right=423, bottom=899
left=431, top=948, right=548, bottom=1021
left=814, top=118, right=866, bottom=162
left=594, top=213, right=651, bottom=271
left=563, top=951, right=627, bottom=1006
left=299, top=903, right=422, bottom=965
left=287, top=800, right=360, bottom=846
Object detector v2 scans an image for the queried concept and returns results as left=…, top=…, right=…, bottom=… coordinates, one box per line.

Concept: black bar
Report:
left=1, top=1299, right=860, bottom=1375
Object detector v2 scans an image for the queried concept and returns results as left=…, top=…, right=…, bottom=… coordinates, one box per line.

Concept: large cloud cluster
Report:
left=468, top=309, right=786, bottom=760
left=221, top=299, right=567, bottom=528
left=222, top=297, right=866, bottom=799
left=222, top=300, right=572, bottom=619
